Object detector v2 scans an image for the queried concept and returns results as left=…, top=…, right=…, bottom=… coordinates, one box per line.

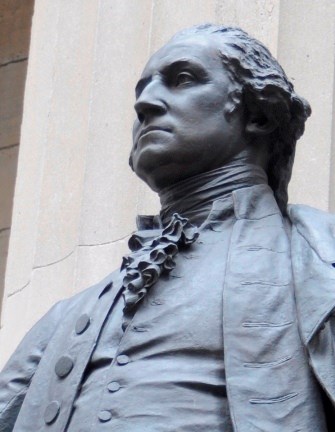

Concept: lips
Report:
left=138, top=126, right=172, bottom=140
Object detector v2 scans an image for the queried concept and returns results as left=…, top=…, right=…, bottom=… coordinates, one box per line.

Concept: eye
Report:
left=175, top=71, right=194, bottom=87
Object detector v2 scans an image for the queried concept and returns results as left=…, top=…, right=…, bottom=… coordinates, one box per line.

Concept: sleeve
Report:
left=0, top=300, right=67, bottom=431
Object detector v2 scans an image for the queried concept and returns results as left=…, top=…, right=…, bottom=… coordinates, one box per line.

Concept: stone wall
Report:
left=1, top=0, right=334, bottom=367
left=0, top=1, right=34, bottom=326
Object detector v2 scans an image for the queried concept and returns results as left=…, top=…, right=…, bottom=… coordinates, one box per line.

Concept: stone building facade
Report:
left=0, top=0, right=334, bottom=367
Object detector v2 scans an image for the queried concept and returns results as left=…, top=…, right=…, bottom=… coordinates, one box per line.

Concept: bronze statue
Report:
left=1, top=24, right=335, bottom=431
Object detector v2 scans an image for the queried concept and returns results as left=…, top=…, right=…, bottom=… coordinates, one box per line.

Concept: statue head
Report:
left=130, top=24, right=311, bottom=213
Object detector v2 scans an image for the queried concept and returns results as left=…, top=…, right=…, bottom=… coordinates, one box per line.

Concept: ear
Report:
left=245, top=109, right=278, bottom=136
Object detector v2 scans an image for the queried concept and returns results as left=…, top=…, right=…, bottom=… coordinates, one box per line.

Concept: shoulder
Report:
left=287, top=204, right=335, bottom=263
left=288, top=203, right=335, bottom=226
left=52, top=271, right=115, bottom=314
left=288, top=205, right=335, bottom=346
left=2, top=271, right=115, bottom=368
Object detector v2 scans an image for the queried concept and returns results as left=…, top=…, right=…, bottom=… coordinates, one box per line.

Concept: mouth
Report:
left=139, top=126, right=172, bottom=140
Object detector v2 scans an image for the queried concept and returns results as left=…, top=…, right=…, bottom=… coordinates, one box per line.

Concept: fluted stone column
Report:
left=278, top=0, right=335, bottom=210
left=0, top=0, right=34, bottom=333
left=1, top=0, right=334, bottom=367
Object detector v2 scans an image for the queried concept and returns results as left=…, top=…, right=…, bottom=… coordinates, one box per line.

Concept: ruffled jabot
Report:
left=121, top=213, right=198, bottom=329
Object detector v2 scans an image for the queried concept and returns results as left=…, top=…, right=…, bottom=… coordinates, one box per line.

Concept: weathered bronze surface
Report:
left=1, top=24, right=335, bottom=431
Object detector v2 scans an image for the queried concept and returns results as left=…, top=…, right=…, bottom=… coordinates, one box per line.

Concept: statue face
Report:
left=131, top=34, right=249, bottom=191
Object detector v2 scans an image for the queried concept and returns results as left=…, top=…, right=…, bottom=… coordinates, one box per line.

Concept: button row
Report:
left=53, top=313, right=92, bottom=381
left=96, top=382, right=122, bottom=423
left=46, top=311, right=131, bottom=425
left=98, top=357, right=129, bottom=422
left=45, top=313, right=92, bottom=424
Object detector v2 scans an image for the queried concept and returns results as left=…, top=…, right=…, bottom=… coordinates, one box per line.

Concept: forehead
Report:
left=140, top=34, right=228, bottom=78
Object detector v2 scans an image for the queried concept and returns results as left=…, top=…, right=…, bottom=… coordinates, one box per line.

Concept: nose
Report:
left=134, top=80, right=167, bottom=123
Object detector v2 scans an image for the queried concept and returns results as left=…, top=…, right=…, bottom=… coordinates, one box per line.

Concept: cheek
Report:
left=195, top=99, right=227, bottom=128
left=175, top=105, right=226, bottom=134
left=197, top=89, right=227, bottom=111
left=175, top=89, right=226, bottom=118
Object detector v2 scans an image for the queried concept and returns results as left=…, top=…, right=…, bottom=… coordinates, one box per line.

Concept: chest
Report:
left=93, top=225, right=233, bottom=363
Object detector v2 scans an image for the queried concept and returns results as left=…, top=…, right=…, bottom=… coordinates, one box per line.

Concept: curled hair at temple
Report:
left=172, top=24, right=311, bottom=214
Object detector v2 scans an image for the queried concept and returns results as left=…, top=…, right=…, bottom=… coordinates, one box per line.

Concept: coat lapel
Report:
left=224, top=186, right=326, bottom=432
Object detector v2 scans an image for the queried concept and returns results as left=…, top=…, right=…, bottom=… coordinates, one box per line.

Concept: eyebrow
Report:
left=135, top=58, right=209, bottom=98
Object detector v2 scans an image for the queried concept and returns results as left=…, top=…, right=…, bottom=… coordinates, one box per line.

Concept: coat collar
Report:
left=232, top=184, right=281, bottom=220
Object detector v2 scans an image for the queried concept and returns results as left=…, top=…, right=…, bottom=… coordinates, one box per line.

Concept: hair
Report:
left=171, top=24, right=311, bottom=214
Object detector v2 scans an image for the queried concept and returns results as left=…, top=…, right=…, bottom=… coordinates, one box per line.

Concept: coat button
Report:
left=44, top=401, right=60, bottom=424
left=55, top=355, right=74, bottom=378
left=98, top=410, right=112, bottom=422
left=107, top=381, right=121, bottom=392
left=75, top=314, right=91, bottom=334
left=116, top=354, right=130, bottom=365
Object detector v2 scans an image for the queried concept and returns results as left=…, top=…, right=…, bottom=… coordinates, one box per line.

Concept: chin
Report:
left=133, top=159, right=176, bottom=192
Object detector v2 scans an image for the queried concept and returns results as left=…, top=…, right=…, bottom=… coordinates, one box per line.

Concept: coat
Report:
left=1, top=184, right=335, bottom=431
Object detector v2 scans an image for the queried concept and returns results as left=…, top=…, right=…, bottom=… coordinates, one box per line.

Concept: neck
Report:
left=159, top=161, right=268, bottom=226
